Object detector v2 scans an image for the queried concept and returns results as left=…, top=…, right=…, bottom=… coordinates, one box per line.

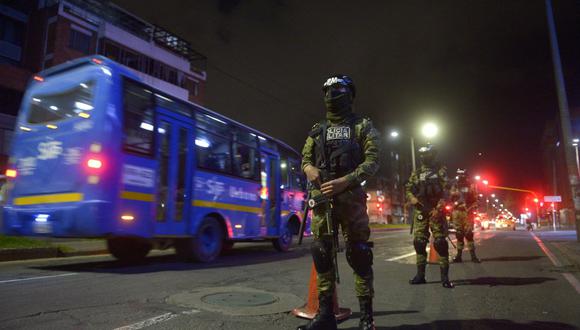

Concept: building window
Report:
left=0, top=15, right=25, bottom=62
left=0, top=15, right=25, bottom=46
left=102, top=41, right=120, bottom=62
left=69, top=29, right=92, bottom=54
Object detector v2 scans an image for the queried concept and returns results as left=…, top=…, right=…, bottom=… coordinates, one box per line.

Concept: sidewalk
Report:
left=534, top=230, right=580, bottom=271
left=0, top=237, right=108, bottom=262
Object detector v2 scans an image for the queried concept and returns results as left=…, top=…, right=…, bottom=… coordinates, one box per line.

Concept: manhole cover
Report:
left=202, top=292, right=278, bottom=307
left=168, top=286, right=304, bottom=316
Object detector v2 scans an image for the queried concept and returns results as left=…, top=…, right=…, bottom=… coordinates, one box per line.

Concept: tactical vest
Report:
left=416, top=167, right=444, bottom=205
left=455, top=185, right=476, bottom=207
left=309, top=115, right=364, bottom=180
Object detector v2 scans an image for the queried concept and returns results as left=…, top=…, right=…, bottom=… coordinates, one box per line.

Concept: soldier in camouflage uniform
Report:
left=405, top=145, right=454, bottom=288
left=297, top=74, right=380, bottom=330
left=450, top=169, right=481, bottom=263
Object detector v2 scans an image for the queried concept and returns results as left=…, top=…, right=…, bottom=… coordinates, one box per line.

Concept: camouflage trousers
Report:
left=412, top=206, right=449, bottom=267
left=452, top=209, right=475, bottom=251
left=310, top=188, right=373, bottom=298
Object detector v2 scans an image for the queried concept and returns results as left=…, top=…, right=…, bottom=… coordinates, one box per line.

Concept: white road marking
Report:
left=385, top=251, right=416, bottom=262
left=531, top=232, right=580, bottom=295
left=114, top=310, right=200, bottom=330
left=562, top=273, right=580, bottom=295
left=0, top=273, right=78, bottom=284
left=530, top=232, right=562, bottom=266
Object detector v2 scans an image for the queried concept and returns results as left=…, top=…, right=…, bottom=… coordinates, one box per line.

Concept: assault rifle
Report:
left=308, top=193, right=340, bottom=284
left=297, top=188, right=311, bottom=245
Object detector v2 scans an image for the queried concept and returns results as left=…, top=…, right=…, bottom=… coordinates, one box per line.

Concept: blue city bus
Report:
left=3, top=56, right=307, bottom=262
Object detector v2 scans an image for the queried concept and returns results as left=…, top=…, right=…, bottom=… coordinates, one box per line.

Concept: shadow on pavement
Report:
left=344, top=310, right=419, bottom=321
left=480, top=256, right=544, bottom=262
left=342, top=319, right=576, bottom=330
left=32, top=244, right=309, bottom=274
left=454, top=276, right=556, bottom=287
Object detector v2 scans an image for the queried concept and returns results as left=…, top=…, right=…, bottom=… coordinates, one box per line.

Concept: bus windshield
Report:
left=27, top=81, right=95, bottom=124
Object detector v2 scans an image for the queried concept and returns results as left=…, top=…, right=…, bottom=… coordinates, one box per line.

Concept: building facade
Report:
left=0, top=0, right=207, bottom=171
left=539, top=111, right=580, bottom=227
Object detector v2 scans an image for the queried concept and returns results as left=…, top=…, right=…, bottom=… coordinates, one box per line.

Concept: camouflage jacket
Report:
left=301, top=114, right=380, bottom=185
left=450, top=183, right=478, bottom=211
left=405, top=164, right=449, bottom=206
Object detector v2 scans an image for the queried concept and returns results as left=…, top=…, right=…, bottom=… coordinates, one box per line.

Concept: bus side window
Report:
left=280, top=158, right=289, bottom=188
left=232, top=143, right=259, bottom=181
left=289, top=161, right=305, bottom=190
left=123, top=80, right=154, bottom=155
left=196, top=130, right=232, bottom=174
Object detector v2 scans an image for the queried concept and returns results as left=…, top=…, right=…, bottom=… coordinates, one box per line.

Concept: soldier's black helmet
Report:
left=322, top=74, right=356, bottom=98
left=418, top=144, right=437, bottom=164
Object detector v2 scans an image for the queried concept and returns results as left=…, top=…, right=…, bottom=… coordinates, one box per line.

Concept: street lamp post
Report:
left=573, top=139, right=580, bottom=177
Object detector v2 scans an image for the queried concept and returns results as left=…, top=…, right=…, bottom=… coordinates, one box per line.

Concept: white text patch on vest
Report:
left=326, top=126, right=351, bottom=140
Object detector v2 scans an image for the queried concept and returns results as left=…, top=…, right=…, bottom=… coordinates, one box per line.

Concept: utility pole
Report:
left=546, top=0, right=580, bottom=241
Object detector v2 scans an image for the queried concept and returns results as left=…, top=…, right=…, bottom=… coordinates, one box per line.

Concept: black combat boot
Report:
left=452, top=250, right=463, bottom=263
left=409, top=264, right=426, bottom=284
left=358, top=296, right=375, bottom=330
left=440, top=265, right=455, bottom=288
left=470, top=249, right=481, bottom=263
left=296, top=292, right=337, bottom=330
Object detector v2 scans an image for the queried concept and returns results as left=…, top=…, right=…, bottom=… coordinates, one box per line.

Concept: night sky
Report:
left=114, top=0, right=580, bottom=196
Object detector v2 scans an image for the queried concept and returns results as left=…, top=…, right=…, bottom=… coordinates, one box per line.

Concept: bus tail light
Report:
left=87, top=158, right=102, bottom=169
left=92, top=58, right=103, bottom=65
left=33, top=75, right=44, bottom=82
left=5, top=169, right=17, bottom=178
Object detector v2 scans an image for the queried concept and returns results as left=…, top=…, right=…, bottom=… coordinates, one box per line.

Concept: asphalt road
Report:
left=0, top=229, right=579, bottom=330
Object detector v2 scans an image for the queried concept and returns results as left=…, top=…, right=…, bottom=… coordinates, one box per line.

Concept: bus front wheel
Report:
left=107, top=237, right=152, bottom=262
left=272, top=222, right=293, bottom=252
left=176, top=217, right=223, bottom=262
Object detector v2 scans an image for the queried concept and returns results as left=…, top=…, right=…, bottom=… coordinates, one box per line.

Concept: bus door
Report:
left=154, top=110, right=194, bottom=235
left=260, top=151, right=280, bottom=236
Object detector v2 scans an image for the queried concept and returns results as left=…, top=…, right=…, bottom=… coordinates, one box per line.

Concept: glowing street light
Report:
left=390, top=130, right=399, bottom=138
left=421, top=122, right=439, bottom=139
left=475, top=175, right=481, bottom=181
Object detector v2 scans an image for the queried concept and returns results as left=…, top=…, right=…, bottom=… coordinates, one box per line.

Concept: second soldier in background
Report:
left=298, top=75, right=380, bottom=330
left=450, top=169, right=481, bottom=263
left=406, top=145, right=454, bottom=288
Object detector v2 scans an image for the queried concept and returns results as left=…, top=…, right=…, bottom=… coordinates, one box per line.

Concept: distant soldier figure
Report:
left=406, top=144, right=454, bottom=288
left=450, top=169, right=481, bottom=263
left=298, top=74, right=380, bottom=330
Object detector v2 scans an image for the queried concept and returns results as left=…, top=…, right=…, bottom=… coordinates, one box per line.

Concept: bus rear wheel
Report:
left=107, top=237, right=152, bottom=262
left=176, top=217, right=223, bottom=262
left=272, top=222, right=293, bottom=252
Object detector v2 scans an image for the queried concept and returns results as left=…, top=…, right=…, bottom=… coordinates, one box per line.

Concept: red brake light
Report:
left=92, top=58, right=103, bottom=65
left=445, top=205, right=452, bottom=211
left=33, top=75, right=44, bottom=82
left=87, top=159, right=102, bottom=169
left=6, top=169, right=17, bottom=178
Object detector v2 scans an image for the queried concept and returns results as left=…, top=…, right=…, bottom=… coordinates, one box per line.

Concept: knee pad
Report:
left=311, top=239, right=332, bottom=274
left=346, top=242, right=373, bottom=277
left=413, top=238, right=428, bottom=255
left=434, top=237, right=449, bottom=257
left=465, top=231, right=474, bottom=242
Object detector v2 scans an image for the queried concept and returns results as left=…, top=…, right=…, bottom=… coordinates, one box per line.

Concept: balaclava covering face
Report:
left=322, top=76, right=354, bottom=123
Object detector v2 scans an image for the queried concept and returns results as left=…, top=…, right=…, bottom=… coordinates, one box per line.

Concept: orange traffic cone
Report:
left=292, top=263, right=351, bottom=321
left=428, top=237, right=439, bottom=264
